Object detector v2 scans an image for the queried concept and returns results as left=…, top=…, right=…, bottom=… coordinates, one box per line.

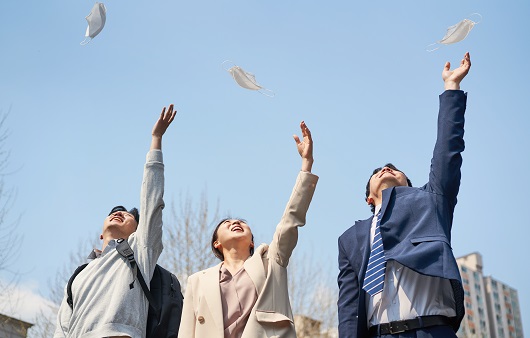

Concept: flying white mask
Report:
left=81, top=2, right=107, bottom=45
left=222, top=61, right=275, bottom=97
left=427, top=13, right=481, bottom=52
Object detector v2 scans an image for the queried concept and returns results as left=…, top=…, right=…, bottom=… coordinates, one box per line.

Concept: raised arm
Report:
left=429, top=53, right=471, bottom=199
left=268, top=122, right=318, bottom=267
left=136, top=104, right=176, bottom=253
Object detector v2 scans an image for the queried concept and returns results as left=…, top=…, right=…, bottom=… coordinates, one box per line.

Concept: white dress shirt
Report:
left=366, top=205, right=456, bottom=326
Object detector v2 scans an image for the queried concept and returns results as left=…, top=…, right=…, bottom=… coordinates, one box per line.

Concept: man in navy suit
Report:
left=337, top=52, right=471, bottom=338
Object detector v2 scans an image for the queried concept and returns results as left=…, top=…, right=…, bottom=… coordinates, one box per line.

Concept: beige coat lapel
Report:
left=200, top=263, right=225, bottom=335
left=244, top=244, right=269, bottom=294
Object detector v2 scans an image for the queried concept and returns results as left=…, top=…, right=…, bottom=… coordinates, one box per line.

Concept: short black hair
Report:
left=109, top=205, right=140, bottom=224
left=365, top=163, right=412, bottom=214
left=211, top=217, right=254, bottom=261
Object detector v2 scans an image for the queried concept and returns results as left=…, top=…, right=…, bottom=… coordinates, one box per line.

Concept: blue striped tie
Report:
left=363, top=212, right=386, bottom=296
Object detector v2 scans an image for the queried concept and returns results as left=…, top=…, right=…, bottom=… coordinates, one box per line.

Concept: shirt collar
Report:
left=374, top=204, right=382, bottom=216
left=87, top=239, right=117, bottom=261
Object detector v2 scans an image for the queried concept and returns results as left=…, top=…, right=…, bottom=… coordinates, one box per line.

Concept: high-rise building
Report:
left=456, top=252, right=524, bottom=338
left=484, top=276, right=524, bottom=338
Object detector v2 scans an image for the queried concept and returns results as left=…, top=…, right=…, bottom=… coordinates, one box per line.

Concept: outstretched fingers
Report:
left=301, top=121, right=312, bottom=141
left=293, top=121, right=312, bottom=146
left=462, top=52, right=471, bottom=70
left=153, top=104, right=177, bottom=138
left=162, top=104, right=176, bottom=121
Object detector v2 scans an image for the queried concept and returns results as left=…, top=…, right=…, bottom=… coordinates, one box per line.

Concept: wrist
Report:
left=150, top=135, right=162, bottom=150
left=301, top=158, right=314, bottom=172
left=444, top=81, right=460, bottom=91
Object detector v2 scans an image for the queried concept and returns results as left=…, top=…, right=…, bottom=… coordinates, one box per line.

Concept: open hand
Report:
left=152, top=104, right=177, bottom=138
left=293, top=121, right=314, bottom=172
left=443, top=52, right=471, bottom=90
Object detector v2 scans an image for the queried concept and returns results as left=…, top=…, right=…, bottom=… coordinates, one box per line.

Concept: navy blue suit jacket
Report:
left=337, top=90, right=467, bottom=338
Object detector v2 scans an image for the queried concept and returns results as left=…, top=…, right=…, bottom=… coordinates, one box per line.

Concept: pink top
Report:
left=219, top=265, right=258, bottom=338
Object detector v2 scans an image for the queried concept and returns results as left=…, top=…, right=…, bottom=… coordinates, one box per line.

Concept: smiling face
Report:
left=102, top=210, right=138, bottom=239
left=211, top=218, right=254, bottom=261
left=366, top=164, right=411, bottom=210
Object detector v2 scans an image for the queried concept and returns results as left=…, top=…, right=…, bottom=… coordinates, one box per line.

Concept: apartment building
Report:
left=457, top=252, right=524, bottom=338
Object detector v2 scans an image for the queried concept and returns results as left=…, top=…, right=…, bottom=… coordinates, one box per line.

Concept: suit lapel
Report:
left=379, top=186, right=395, bottom=221
left=355, top=219, right=372, bottom=280
left=200, top=263, right=225, bottom=334
left=244, top=244, right=268, bottom=294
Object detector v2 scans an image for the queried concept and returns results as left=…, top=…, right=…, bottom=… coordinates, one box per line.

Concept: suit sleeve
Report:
left=337, top=236, right=360, bottom=338
left=177, top=276, right=197, bottom=338
left=268, top=171, right=318, bottom=267
left=428, top=90, right=467, bottom=201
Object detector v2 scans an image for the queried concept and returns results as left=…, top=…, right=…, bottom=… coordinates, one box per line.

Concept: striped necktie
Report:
left=363, top=212, right=386, bottom=296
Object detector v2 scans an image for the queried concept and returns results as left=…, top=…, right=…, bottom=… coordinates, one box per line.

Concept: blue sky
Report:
left=1, top=0, right=529, bottom=333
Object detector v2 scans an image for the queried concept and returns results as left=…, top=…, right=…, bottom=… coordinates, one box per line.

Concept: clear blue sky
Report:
left=1, top=0, right=529, bottom=332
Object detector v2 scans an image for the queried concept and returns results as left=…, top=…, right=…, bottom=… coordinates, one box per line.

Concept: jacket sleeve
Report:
left=134, top=149, right=165, bottom=282
left=337, top=236, right=360, bottom=338
left=53, top=287, right=71, bottom=338
left=137, top=149, right=165, bottom=249
left=428, top=90, right=467, bottom=202
left=267, top=171, right=318, bottom=267
left=177, top=276, right=197, bottom=338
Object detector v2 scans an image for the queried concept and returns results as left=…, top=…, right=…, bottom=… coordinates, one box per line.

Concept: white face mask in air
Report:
left=222, top=61, right=275, bottom=97
left=81, top=2, right=107, bottom=45
left=427, top=13, right=481, bottom=52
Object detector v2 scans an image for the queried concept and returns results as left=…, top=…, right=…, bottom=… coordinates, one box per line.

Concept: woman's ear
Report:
left=214, top=241, right=220, bottom=249
left=366, top=197, right=374, bottom=206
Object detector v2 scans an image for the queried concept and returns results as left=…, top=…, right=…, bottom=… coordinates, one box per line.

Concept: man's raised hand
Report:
left=443, top=52, right=471, bottom=90
left=151, top=104, right=177, bottom=150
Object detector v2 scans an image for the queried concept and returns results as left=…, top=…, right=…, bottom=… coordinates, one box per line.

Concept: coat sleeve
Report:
left=337, top=236, right=361, bottom=338
left=267, top=171, right=318, bottom=267
left=428, top=90, right=467, bottom=202
left=177, top=276, right=197, bottom=338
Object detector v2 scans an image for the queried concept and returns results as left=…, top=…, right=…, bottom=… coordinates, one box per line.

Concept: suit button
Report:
left=198, top=316, right=205, bottom=324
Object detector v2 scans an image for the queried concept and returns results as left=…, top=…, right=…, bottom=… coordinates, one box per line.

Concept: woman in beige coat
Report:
left=177, top=121, right=318, bottom=338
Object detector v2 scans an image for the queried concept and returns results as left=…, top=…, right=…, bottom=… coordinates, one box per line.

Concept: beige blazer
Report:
left=178, top=171, right=318, bottom=338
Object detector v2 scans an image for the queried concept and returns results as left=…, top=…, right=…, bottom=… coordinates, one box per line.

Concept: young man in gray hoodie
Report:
left=54, top=104, right=176, bottom=338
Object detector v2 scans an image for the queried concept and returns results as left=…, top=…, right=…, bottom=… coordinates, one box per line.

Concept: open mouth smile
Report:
left=231, top=225, right=244, bottom=232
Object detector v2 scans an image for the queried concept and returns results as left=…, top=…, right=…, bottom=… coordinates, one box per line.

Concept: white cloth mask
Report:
left=427, top=13, right=481, bottom=52
left=81, top=2, right=107, bottom=45
left=222, top=61, right=274, bottom=97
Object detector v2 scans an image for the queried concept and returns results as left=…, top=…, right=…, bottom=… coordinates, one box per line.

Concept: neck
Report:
left=101, top=230, right=128, bottom=251
left=222, top=248, right=250, bottom=274
left=371, top=183, right=396, bottom=206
